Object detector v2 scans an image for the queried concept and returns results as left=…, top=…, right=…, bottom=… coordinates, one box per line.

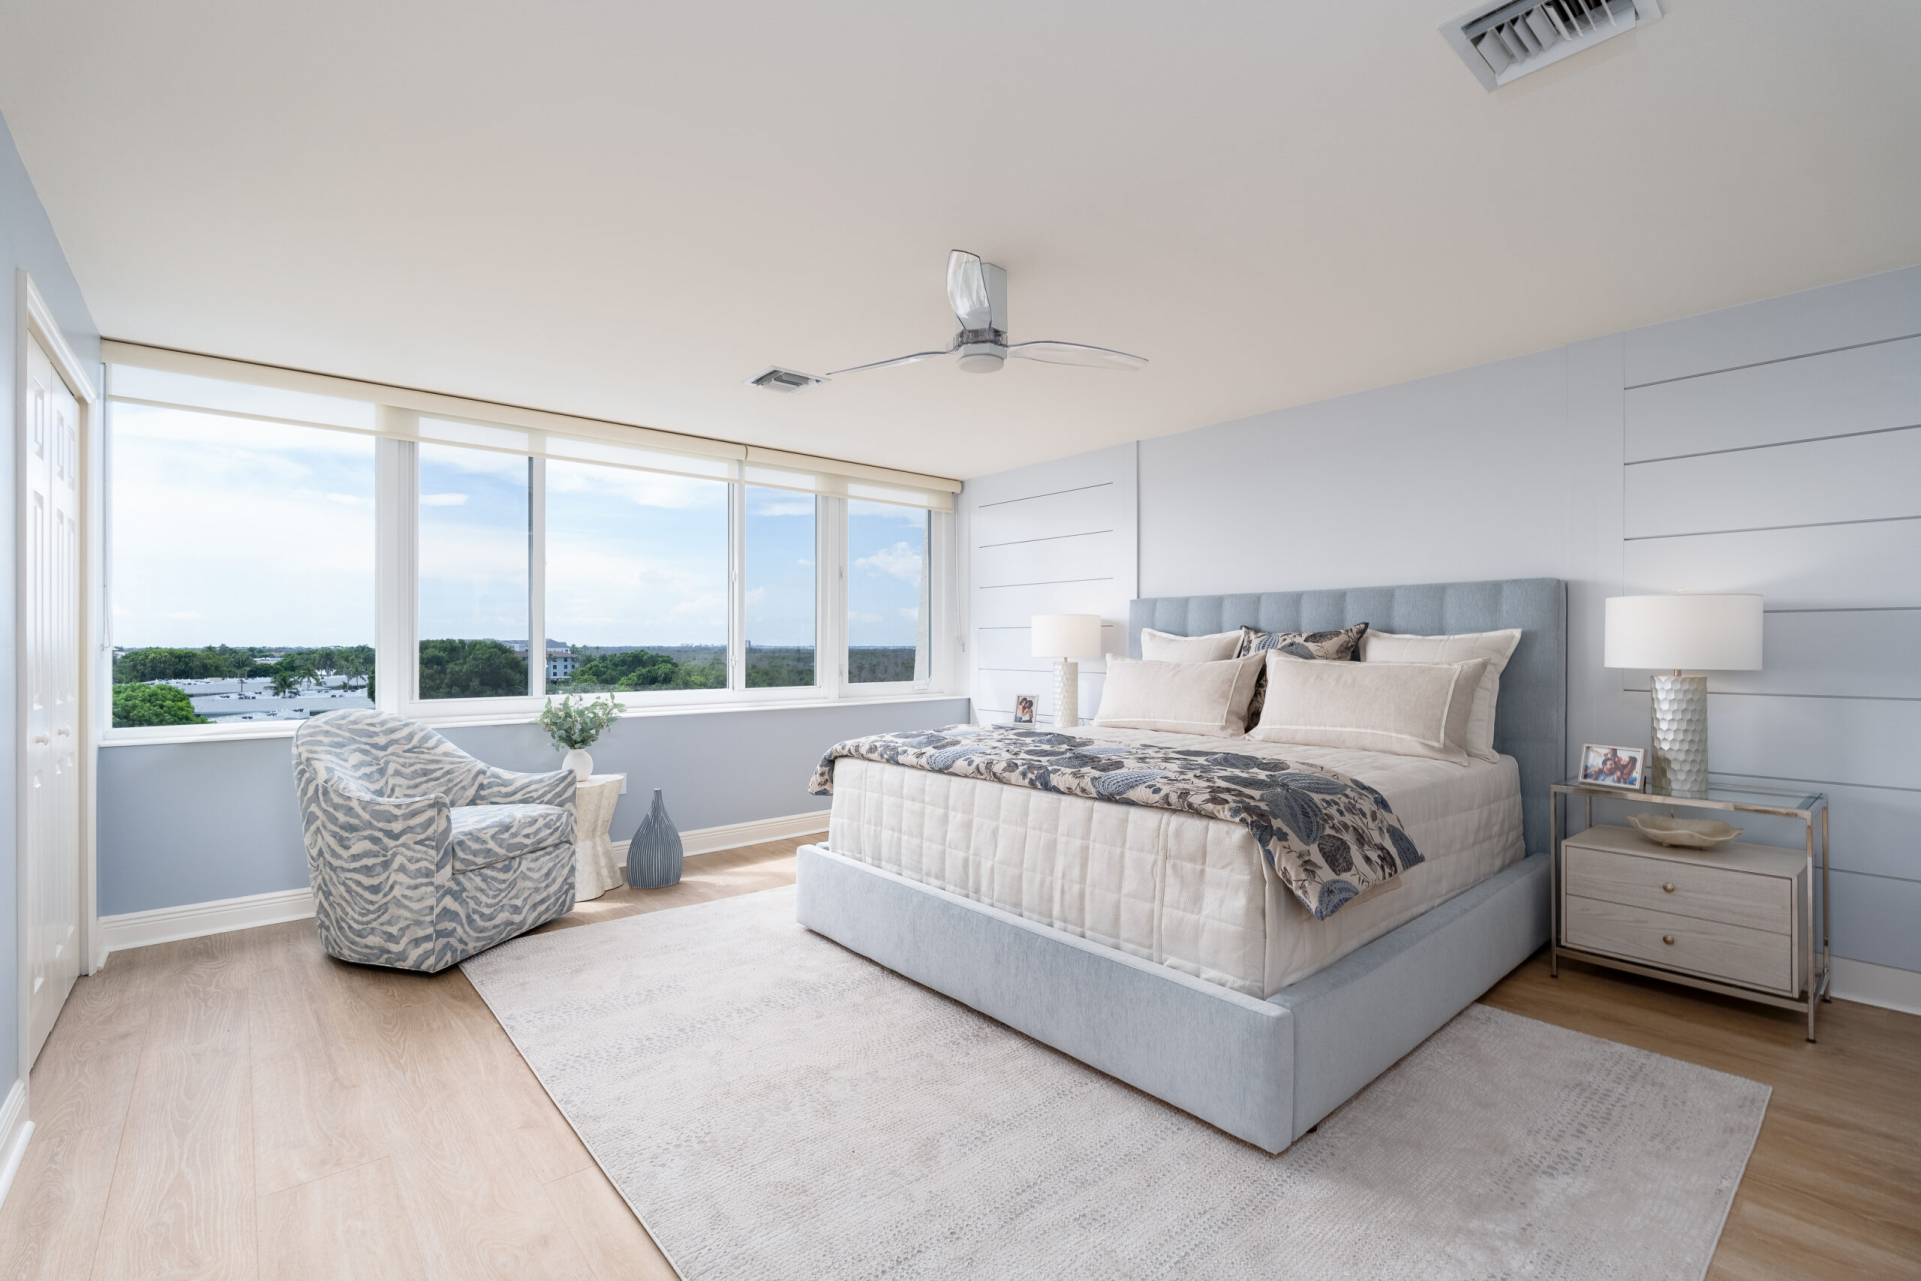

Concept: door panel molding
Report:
left=15, top=269, right=99, bottom=1092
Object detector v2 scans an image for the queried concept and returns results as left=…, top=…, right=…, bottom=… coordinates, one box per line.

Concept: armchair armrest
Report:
left=302, top=782, right=453, bottom=884
left=473, top=766, right=577, bottom=809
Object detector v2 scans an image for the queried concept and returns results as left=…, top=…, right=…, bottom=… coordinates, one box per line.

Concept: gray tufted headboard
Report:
left=1128, top=578, right=1566, bottom=856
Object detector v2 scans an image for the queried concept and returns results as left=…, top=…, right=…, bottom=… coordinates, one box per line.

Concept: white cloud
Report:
left=854, top=541, right=922, bottom=582
left=327, top=493, right=365, bottom=505
left=898, top=607, right=920, bottom=621
left=798, top=558, right=812, bottom=567
left=420, top=492, right=468, bottom=507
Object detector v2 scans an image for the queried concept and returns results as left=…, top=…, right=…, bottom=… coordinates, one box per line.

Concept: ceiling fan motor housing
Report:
left=956, top=326, right=1008, bottom=373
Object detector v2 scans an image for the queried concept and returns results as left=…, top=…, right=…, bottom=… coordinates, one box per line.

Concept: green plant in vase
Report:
left=539, top=693, right=622, bottom=780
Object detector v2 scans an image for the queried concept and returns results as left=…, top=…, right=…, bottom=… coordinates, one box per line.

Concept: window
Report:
left=108, top=404, right=375, bottom=728
left=846, top=499, right=929, bottom=685
left=417, top=443, right=532, bottom=700
left=102, top=346, right=955, bottom=736
left=546, top=461, right=729, bottom=693
left=744, top=487, right=817, bottom=688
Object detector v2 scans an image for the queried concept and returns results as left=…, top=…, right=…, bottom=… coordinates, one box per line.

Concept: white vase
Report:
left=562, top=748, right=594, bottom=781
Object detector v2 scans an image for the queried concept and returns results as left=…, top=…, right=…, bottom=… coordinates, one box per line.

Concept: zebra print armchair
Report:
left=292, top=709, right=578, bottom=972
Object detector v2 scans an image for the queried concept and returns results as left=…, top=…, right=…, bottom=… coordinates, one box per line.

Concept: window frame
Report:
left=100, top=388, right=954, bottom=744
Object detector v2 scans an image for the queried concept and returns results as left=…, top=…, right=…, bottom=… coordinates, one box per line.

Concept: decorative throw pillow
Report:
left=1362, top=628, right=1522, bottom=764
left=1140, top=627, right=1242, bottom=663
left=1234, top=622, right=1369, bottom=724
left=1091, top=653, right=1267, bottom=738
left=1235, top=623, right=1370, bottom=662
left=1248, top=654, right=1490, bottom=763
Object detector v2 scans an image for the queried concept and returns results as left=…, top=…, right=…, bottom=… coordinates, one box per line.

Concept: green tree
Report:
left=112, top=682, right=206, bottom=728
left=113, top=647, right=230, bottom=684
left=417, top=639, right=528, bottom=699
left=562, top=648, right=726, bottom=692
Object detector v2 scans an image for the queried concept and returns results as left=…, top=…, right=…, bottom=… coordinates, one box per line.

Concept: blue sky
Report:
left=113, top=405, right=926, bottom=652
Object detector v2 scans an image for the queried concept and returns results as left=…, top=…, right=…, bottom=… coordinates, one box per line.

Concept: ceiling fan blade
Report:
left=946, top=250, right=993, bottom=330
left=1005, top=341, right=1148, bottom=371
left=825, top=345, right=956, bottom=376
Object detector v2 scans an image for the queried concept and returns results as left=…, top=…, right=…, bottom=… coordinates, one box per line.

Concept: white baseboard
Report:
left=1829, top=956, right=1921, bottom=1017
left=98, top=810, right=831, bottom=956
left=101, top=885, right=318, bottom=954
left=0, top=1079, right=31, bottom=1213
left=664, top=808, right=830, bottom=858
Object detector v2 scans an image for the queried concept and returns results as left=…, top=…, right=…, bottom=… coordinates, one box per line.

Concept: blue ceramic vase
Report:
left=626, top=788, right=684, bottom=889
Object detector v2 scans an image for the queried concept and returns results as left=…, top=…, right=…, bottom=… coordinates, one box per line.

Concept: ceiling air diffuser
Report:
left=1441, top=0, right=1662, bottom=91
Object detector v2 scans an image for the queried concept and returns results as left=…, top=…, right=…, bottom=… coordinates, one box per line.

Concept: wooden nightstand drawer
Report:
left=1563, top=895, right=1794, bottom=993
left=1565, top=843, right=1790, bottom=934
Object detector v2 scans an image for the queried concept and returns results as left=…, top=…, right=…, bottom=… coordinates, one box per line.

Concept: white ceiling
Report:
left=3, top=1, right=1917, bottom=481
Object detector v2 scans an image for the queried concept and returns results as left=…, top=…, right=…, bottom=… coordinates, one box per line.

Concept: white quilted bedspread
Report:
left=826, top=725, right=1523, bottom=997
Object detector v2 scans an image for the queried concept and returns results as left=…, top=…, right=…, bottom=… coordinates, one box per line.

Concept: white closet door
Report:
left=25, top=332, right=82, bottom=1065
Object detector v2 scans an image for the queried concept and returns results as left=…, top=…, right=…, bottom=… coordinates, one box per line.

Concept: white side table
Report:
left=573, top=773, right=627, bottom=902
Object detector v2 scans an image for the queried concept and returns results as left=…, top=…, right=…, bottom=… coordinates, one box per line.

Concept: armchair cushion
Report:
left=448, top=803, right=576, bottom=873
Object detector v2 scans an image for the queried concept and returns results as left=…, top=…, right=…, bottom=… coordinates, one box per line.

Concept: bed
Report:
left=797, top=577, right=1565, bottom=1154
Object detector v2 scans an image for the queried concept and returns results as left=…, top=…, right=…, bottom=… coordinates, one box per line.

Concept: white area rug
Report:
left=463, top=886, right=1769, bottom=1281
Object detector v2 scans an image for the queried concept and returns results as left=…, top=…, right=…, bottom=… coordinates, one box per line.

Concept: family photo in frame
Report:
left=1579, top=743, right=1646, bottom=791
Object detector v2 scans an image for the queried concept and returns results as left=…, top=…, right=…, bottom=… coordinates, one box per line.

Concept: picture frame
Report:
left=1012, top=695, right=1036, bottom=725
left=1579, top=743, right=1646, bottom=792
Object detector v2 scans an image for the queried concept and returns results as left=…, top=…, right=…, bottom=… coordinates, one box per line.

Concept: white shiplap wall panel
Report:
left=1625, top=335, right=1921, bottom=462
left=975, top=623, right=1120, bottom=673
left=973, top=530, right=1119, bottom=589
left=1625, top=519, right=1921, bottom=610
left=1624, top=428, right=1921, bottom=539
left=1826, top=870, right=1921, bottom=972
left=964, top=443, right=1136, bottom=726
left=1705, top=694, right=1919, bottom=793
left=1623, top=264, right=1921, bottom=387
left=972, top=579, right=1122, bottom=629
left=973, top=483, right=1120, bottom=546
left=1713, top=610, right=1921, bottom=699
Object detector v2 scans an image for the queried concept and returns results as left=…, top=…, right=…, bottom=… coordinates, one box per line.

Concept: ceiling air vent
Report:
left=1441, top=0, right=1662, bottom=91
left=746, top=366, right=826, bottom=393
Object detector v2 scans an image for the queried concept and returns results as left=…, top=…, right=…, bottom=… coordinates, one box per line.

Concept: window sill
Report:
left=98, top=689, right=971, bottom=748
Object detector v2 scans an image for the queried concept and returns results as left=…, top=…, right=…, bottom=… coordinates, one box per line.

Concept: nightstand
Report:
left=1549, top=781, right=1831, bottom=1040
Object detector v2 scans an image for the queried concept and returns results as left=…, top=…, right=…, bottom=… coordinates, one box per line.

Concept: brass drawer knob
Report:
left=1662, top=934, right=1676, bottom=945
left=1663, top=882, right=1676, bottom=893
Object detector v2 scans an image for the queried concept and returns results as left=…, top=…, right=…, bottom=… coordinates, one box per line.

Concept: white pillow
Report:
left=1248, top=653, right=1490, bottom=763
left=1139, top=627, right=1242, bottom=662
left=1092, top=653, right=1266, bottom=738
left=1362, top=628, right=1521, bottom=764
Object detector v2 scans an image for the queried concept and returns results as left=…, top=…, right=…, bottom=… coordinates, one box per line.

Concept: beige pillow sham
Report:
left=1092, top=653, right=1267, bottom=738
left=1362, top=628, right=1521, bottom=764
left=1139, top=626, right=1243, bottom=663
left=1247, top=653, right=1490, bottom=762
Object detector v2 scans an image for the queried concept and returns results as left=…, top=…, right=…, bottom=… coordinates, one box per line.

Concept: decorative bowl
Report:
left=1628, top=814, right=1744, bottom=849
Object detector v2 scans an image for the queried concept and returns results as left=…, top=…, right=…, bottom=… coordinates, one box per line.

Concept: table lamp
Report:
left=1603, top=594, right=1763, bottom=798
left=1030, top=614, right=1103, bottom=728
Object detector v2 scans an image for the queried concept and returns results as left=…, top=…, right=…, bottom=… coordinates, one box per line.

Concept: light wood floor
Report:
left=3, top=839, right=1915, bottom=1280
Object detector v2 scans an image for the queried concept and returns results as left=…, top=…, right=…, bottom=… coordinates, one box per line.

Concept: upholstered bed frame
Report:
left=797, top=577, right=1566, bottom=1154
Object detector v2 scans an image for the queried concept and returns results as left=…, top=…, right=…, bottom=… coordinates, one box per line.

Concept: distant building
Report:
left=547, top=650, right=578, bottom=681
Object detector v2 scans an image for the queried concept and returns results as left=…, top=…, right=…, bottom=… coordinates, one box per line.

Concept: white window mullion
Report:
left=821, top=495, right=846, bottom=700
left=374, top=423, right=419, bottom=712
left=729, top=477, right=747, bottom=691
left=528, top=455, right=547, bottom=699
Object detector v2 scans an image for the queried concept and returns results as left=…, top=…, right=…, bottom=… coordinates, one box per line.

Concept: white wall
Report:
left=964, top=264, right=1921, bottom=987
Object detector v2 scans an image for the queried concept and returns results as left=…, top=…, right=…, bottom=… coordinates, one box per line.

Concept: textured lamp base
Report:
left=1053, top=659, right=1080, bottom=729
left=1649, top=673, right=1709, bottom=798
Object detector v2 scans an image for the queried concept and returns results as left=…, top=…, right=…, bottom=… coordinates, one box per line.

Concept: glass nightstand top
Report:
left=1552, top=777, right=1824, bottom=815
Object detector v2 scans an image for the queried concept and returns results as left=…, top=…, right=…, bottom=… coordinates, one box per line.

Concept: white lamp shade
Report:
left=1030, top=613, right=1103, bottom=659
left=1604, top=594, right=1763, bottom=671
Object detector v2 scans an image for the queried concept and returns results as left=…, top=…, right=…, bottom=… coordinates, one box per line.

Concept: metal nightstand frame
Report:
left=1549, top=779, right=1832, bottom=1041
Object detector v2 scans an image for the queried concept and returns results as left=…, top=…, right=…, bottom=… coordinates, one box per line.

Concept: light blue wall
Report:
left=964, top=265, right=1921, bottom=984
left=1, top=107, right=101, bottom=1081
left=97, top=698, right=968, bottom=916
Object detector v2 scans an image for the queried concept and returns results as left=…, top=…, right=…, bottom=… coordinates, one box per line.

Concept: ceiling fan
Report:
left=828, top=250, right=1148, bottom=377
